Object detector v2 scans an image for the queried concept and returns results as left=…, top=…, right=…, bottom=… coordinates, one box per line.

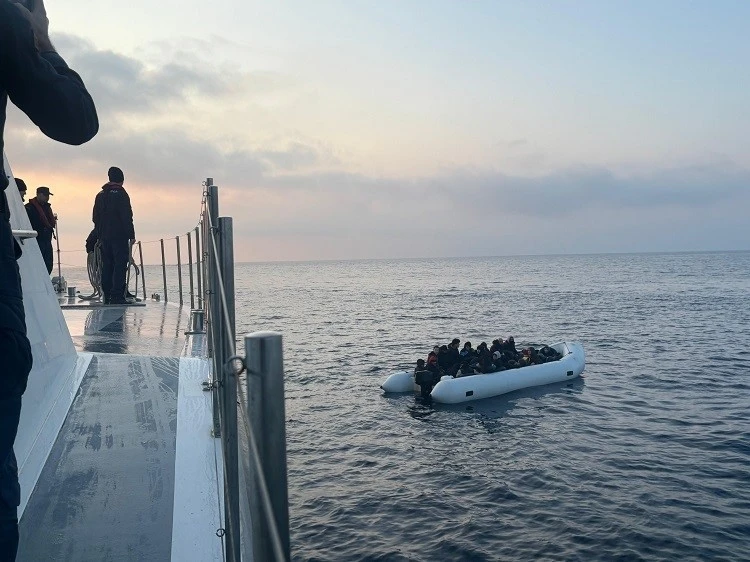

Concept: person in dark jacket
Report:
left=25, top=186, right=55, bottom=274
left=14, top=179, right=26, bottom=202
left=0, top=1, right=98, bottom=558
left=446, top=338, right=460, bottom=373
left=92, top=167, right=135, bottom=304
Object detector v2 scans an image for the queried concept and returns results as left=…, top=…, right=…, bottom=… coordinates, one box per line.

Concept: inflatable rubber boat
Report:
left=381, top=342, right=585, bottom=404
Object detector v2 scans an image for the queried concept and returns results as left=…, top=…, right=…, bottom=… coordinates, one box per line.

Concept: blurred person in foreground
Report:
left=0, top=0, right=98, bottom=559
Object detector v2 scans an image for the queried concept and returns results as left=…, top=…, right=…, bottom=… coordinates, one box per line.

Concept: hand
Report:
left=11, top=0, right=54, bottom=52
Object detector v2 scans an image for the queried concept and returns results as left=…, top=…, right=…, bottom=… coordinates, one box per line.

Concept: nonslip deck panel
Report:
left=17, top=354, right=180, bottom=562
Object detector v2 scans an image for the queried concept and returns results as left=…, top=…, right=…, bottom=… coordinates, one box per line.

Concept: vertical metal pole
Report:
left=195, top=226, right=202, bottom=309
left=54, top=217, right=62, bottom=290
left=138, top=241, right=146, bottom=301
left=160, top=238, right=168, bottom=302
left=206, top=183, right=219, bottom=355
left=176, top=236, right=184, bottom=306
left=206, top=184, right=221, bottom=437
left=187, top=231, right=195, bottom=309
left=218, top=217, right=240, bottom=562
left=245, top=332, right=290, bottom=562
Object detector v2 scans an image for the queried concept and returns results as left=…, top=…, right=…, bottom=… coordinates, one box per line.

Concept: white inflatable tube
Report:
left=381, top=342, right=585, bottom=404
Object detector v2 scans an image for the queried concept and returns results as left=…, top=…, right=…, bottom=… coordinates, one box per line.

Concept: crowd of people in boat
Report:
left=415, top=337, right=563, bottom=382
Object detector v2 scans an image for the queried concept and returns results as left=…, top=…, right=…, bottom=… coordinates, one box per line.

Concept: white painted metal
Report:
left=4, top=153, right=82, bottom=515
left=171, top=357, right=225, bottom=562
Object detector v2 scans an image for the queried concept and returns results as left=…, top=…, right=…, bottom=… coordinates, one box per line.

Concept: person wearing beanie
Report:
left=92, top=166, right=135, bottom=304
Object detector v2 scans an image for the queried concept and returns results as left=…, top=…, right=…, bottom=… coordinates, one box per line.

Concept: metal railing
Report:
left=200, top=180, right=291, bottom=562
left=58, top=177, right=290, bottom=561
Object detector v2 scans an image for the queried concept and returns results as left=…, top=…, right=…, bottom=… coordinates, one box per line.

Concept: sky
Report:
left=6, top=0, right=750, bottom=265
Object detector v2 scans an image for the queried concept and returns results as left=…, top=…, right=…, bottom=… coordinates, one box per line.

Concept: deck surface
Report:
left=61, top=298, right=195, bottom=357
left=17, top=301, right=220, bottom=561
left=18, top=354, right=180, bottom=561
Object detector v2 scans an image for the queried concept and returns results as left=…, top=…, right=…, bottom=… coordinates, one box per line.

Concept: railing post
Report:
left=195, top=225, right=202, bottom=309
left=160, top=238, right=168, bottom=302
left=187, top=231, right=195, bottom=309
left=245, top=331, right=291, bottom=562
left=205, top=183, right=221, bottom=438
left=218, top=217, right=240, bottom=562
left=176, top=236, right=184, bottom=306
left=138, top=241, right=146, bottom=301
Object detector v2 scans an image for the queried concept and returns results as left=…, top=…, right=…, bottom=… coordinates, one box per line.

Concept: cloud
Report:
left=3, top=32, right=748, bottom=266
left=4, top=32, right=333, bottom=185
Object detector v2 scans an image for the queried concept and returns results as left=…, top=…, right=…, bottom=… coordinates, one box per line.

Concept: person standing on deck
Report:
left=92, top=167, right=135, bottom=305
left=0, top=0, right=99, bottom=559
left=24, top=186, right=55, bottom=274
left=13, top=180, right=25, bottom=203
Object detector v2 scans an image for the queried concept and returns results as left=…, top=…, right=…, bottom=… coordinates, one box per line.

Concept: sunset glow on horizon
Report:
left=6, top=0, right=749, bottom=266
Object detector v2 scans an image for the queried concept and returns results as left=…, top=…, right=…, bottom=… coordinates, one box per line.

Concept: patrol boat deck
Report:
left=18, top=300, right=222, bottom=561
left=6, top=169, right=290, bottom=561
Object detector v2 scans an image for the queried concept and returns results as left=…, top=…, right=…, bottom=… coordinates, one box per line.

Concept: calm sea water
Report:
left=65, top=253, right=750, bottom=561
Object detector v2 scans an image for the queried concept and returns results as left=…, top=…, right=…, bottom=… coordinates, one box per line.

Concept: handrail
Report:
left=11, top=229, right=37, bottom=239
left=202, top=181, right=290, bottom=562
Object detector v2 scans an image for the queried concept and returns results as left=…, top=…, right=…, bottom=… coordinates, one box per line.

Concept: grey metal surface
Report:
left=195, top=225, right=202, bottom=309
left=160, top=238, right=168, bottom=302
left=245, top=332, right=290, bottom=562
left=17, top=353, right=180, bottom=562
left=218, top=216, right=240, bottom=561
left=176, top=236, right=184, bottom=306
left=138, top=242, right=147, bottom=301
left=187, top=231, right=195, bottom=309
left=206, top=184, right=221, bottom=437
left=62, top=302, right=191, bottom=357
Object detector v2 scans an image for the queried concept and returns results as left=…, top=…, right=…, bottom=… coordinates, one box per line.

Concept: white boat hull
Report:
left=381, top=342, right=585, bottom=403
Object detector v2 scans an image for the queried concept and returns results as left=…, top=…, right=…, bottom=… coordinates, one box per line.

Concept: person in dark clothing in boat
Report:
left=25, top=186, right=55, bottom=274
left=474, top=342, right=494, bottom=373
left=540, top=345, right=561, bottom=362
left=492, top=351, right=506, bottom=371
left=1, top=0, right=99, bottom=557
left=437, top=344, right=451, bottom=373
left=459, top=362, right=474, bottom=376
left=414, top=358, right=438, bottom=398
left=443, top=338, right=460, bottom=376
left=93, top=167, right=135, bottom=304
left=490, top=339, right=502, bottom=355
left=459, top=341, right=474, bottom=361
left=527, top=347, right=544, bottom=365
left=14, top=179, right=26, bottom=202
left=447, top=337, right=460, bottom=365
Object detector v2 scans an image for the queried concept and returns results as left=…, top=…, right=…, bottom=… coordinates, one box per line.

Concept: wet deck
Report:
left=17, top=301, right=222, bottom=561
left=60, top=298, right=197, bottom=357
